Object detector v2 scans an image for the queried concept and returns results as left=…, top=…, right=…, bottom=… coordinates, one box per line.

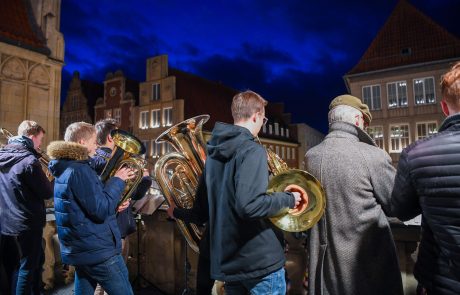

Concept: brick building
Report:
left=344, top=0, right=460, bottom=165
left=94, top=70, right=139, bottom=132
left=60, top=71, right=103, bottom=138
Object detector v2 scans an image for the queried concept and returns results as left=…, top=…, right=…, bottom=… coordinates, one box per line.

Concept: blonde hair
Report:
left=64, top=122, right=95, bottom=143
left=231, top=90, right=267, bottom=122
left=17, top=120, right=45, bottom=136
left=441, top=61, right=460, bottom=107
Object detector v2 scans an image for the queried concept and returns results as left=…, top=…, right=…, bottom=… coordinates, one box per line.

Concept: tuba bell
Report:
left=264, top=145, right=326, bottom=232
left=0, top=127, right=53, bottom=181
left=100, top=129, right=147, bottom=211
left=154, top=115, right=209, bottom=253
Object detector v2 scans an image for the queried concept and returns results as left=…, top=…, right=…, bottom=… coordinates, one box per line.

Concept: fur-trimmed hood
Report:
left=47, top=141, right=89, bottom=161
left=47, top=141, right=90, bottom=179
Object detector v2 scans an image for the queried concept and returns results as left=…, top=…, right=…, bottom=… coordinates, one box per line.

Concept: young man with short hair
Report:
left=47, top=122, right=135, bottom=295
left=0, top=120, right=53, bottom=294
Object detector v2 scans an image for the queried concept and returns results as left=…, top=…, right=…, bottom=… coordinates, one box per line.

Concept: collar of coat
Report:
left=47, top=141, right=89, bottom=161
left=328, top=121, right=377, bottom=147
left=439, top=113, right=460, bottom=132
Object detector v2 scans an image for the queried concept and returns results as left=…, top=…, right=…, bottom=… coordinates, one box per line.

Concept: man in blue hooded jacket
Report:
left=47, top=122, right=135, bottom=295
left=0, top=120, right=53, bottom=294
left=205, top=90, right=301, bottom=294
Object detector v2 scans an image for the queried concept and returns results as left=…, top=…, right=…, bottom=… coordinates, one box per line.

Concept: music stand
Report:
left=131, top=190, right=166, bottom=294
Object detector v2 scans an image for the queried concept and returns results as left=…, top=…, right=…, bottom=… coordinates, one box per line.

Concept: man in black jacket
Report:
left=0, top=120, right=53, bottom=294
left=204, top=90, right=300, bottom=294
left=391, top=61, right=460, bottom=295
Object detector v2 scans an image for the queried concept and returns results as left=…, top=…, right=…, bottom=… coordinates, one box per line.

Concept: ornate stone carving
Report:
left=1, top=57, right=26, bottom=80
left=29, top=65, right=50, bottom=86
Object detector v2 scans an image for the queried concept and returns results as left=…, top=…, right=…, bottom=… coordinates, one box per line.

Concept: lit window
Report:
left=281, top=146, right=285, bottom=159
left=280, top=127, right=284, bottom=137
left=152, top=83, right=161, bottom=101
left=287, top=147, right=291, bottom=160
left=163, top=107, right=173, bottom=127
left=274, top=123, right=279, bottom=135
left=262, top=124, right=266, bottom=133
left=292, top=148, right=296, bottom=160
left=286, top=129, right=289, bottom=138
left=414, top=78, right=435, bottom=105
left=269, top=124, right=273, bottom=135
left=151, top=141, right=162, bottom=157
left=139, top=111, right=149, bottom=129
left=113, top=108, right=121, bottom=123
left=151, top=109, right=161, bottom=128
left=104, top=109, right=112, bottom=119
left=416, top=122, right=437, bottom=140
left=390, top=124, right=410, bottom=152
left=362, top=85, right=381, bottom=110
left=367, top=126, right=384, bottom=149
left=142, top=141, right=149, bottom=157
left=387, top=81, right=408, bottom=108
left=275, top=145, right=279, bottom=155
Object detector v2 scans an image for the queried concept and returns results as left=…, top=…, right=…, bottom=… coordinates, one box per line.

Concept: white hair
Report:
left=328, top=105, right=365, bottom=129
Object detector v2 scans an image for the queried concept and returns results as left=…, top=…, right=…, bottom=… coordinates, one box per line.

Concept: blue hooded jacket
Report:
left=47, top=141, right=125, bottom=265
left=0, top=136, right=53, bottom=235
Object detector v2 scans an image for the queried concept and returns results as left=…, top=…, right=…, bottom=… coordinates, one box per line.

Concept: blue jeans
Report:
left=225, top=268, right=286, bottom=295
left=74, top=254, right=133, bottom=295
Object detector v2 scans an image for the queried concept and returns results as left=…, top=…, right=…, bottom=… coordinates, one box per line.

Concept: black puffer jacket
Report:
left=391, top=113, right=460, bottom=295
left=0, top=136, right=53, bottom=235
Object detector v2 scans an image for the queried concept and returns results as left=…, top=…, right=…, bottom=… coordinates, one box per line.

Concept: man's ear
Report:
left=441, top=100, right=450, bottom=116
left=107, top=135, right=113, bottom=143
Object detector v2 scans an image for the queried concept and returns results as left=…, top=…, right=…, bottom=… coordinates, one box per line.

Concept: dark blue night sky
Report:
left=60, top=0, right=460, bottom=133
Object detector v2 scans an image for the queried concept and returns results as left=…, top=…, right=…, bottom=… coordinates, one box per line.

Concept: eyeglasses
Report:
left=263, top=117, right=268, bottom=126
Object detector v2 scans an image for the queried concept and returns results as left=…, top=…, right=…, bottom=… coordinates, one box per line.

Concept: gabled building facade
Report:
left=94, top=70, right=139, bottom=132
left=344, top=0, right=460, bottom=165
left=60, top=71, right=103, bottom=138
left=0, top=0, right=64, bottom=147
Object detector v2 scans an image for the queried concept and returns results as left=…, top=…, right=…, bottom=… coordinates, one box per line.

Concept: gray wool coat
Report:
left=305, top=122, right=403, bottom=295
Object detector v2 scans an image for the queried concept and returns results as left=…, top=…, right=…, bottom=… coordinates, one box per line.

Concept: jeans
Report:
left=74, top=254, right=133, bottom=295
left=1, top=230, right=44, bottom=295
left=225, top=268, right=286, bottom=295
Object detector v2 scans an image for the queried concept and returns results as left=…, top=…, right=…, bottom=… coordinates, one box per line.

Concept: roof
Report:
left=347, top=0, right=460, bottom=75
left=81, top=80, right=104, bottom=120
left=0, top=0, right=50, bottom=55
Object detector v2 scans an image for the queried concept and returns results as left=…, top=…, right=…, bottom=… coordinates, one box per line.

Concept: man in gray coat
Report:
left=305, top=95, right=403, bottom=295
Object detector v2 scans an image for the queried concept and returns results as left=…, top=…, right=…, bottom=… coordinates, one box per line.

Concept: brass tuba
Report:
left=154, top=115, right=209, bottom=253
left=0, top=127, right=53, bottom=181
left=265, top=145, right=326, bottom=232
left=100, top=129, right=147, bottom=211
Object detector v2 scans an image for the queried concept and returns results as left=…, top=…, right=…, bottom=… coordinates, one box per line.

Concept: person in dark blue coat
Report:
left=391, top=62, right=460, bottom=295
left=47, top=122, right=136, bottom=295
left=0, top=120, right=53, bottom=295
left=204, top=91, right=301, bottom=294
left=92, top=118, right=152, bottom=295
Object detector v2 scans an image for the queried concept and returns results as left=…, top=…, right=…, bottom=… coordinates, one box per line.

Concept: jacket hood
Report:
left=47, top=141, right=89, bottom=178
left=8, top=135, right=34, bottom=150
left=0, top=142, right=34, bottom=169
left=207, top=122, right=254, bottom=161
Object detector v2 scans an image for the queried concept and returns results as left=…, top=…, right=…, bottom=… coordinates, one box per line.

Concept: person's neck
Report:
left=100, top=144, right=113, bottom=151
left=235, top=121, right=256, bottom=136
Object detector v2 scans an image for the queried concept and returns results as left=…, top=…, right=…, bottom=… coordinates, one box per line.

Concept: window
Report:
left=416, top=122, right=437, bottom=140
left=274, top=123, right=279, bottom=136
left=281, top=146, right=285, bottom=159
left=139, top=111, right=149, bottom=129
left=387, top=81, right=408, bottom=108
left=292, top=148, right=296, bottom=160
left=104, top=109, right=112, bottom=119
left=151, top=109, right=160, bottom=128
left=142, top=141, right=150, bottom=157
left=286, top=129, right=289, bottom=138
left=287, top=147, right=291, bottom=160
left=151, top=83, right=160, bottom=101
left=367, top=126, right=384, bottom=149
left=268, top=124, right=273, bottom=135
left=280, top=127, right=284, bottom=137
left=113, top=108, right=121, bottom=123
left=262, top=124, right=266, bottom=133
left=72, top=95, right=78, bottom=109
left=390, top=124, right=410, bottom=152
left=275, top=146, right=279, bottom=155
left=151, top=140, right=162, bottom=157
left=362, top=85, right=381, bottom=110
left=414, top=77, right=435, bottom=105
left=164, top=143, right=173, bottom=154
left=163, top=107, right=173, bottom=127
